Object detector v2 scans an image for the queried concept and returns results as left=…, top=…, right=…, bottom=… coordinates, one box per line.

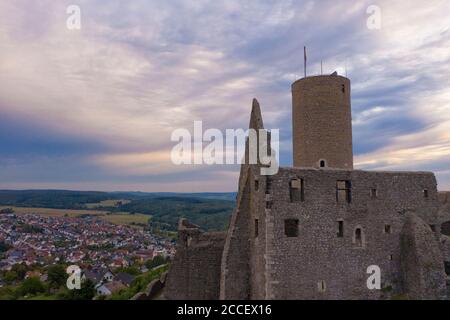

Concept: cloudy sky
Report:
left=0, top=0, right=449, bottom=192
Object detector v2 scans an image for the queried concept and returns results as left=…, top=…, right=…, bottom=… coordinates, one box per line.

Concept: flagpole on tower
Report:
left=304, top=46, right=307, bottom=78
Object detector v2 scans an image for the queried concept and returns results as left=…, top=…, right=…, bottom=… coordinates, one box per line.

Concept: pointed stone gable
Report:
left=249, top=98, right=264, bottom=130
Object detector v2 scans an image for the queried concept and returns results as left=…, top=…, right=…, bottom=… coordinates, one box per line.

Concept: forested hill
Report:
left=0, top=190, right=236, bottom=231
left=117, top=197, right=234, bottom=231
left=0, top=190, right=123, bottom=209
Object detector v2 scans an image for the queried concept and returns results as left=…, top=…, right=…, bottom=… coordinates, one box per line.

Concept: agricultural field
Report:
left=99, top=213, right=151, bottom=226
left=0, top=206, right=150, bottom=228
left=85, top=199, right=131, bottom=209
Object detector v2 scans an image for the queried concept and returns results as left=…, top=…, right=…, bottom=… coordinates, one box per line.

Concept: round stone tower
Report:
left=292, top=74, right=353, bottom=169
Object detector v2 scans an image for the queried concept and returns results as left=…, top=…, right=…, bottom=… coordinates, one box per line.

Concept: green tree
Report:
left=22, top=224, right=43, bottom=234
left=11, top=264, right=28, bottom=280
left=18, top=277, right=46, bottom=296
left=61, top=279, right=96, bottom=300
left=0, top=286, right=18, bottom=300
left=115, top=266, right=140, bottom=276
left=4, top=271, right=19, bottom=284
left=109, top=264, right=169, bottom=300
left=145, top=255, right=167, bottom=270
left=47, top=264, right=67, bottom=289
left=0, top=241, right=11, bottom=253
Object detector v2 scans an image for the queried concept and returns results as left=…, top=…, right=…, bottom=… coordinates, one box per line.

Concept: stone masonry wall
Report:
left=164, top=220, right=226, bottom=300
left=439, top=192, right=450, bottom=235
left=260, top=167, right=443, bottom=299
left=292, top=75, right=353, bottom=169
left=400, top=213, right=447, bottom=299
left=220, top=171, right=251, bottom=299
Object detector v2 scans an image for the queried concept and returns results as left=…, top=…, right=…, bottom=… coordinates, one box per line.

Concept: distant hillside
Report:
left=0, top=190, right=235, bottom=207
left=138, top=192, right=237, bottom=201
left=0, top=190, right=236, bottom=231
left=116, top=197, right=234, bottom=231
left=0, top=190, right=122, bottom=209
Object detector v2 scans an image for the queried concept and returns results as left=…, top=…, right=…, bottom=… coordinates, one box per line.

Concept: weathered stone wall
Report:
left=248, top=166, right=269, bottom=299
left=439, top=192, right=450, bottom=285
left=220, top=171, right=251, bottom=299
left=258, top=167, right=444, bottom=299
left=439, top=192, right=450, bottom=235
left=400, top=213, right=447, bottom=299
left=442, top=236, right=450, bottom=262
left=220, top=99, right=269, bottom=300
left=164, top=220, right=226, bottom=300
left=292, top=75, right=353, bottom=169
left=131, top=271, right=168, bottom=300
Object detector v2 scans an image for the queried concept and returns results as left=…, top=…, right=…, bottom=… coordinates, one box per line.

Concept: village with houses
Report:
left=0, top=210, right=175, bottom=299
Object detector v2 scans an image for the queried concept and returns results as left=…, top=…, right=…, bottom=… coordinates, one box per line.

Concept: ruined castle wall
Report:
left=442, top=236, right=450, bottom=262
left=292, top=75, right=353, bottom=169
left=220, top=172, right=251, bottom=299
left=263, top=167, right=442, bottom=299
left=165, top=229, right=226, bottom=300
left=438, top=192, right=450, bottom=274
left=439, top=192, right=450, bottom=235
left=247, top=167, right=269, bottom=299
left=400, top=213, right=447, bottom=299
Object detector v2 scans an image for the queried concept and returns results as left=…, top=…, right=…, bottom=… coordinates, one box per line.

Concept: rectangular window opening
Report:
left=337, top=220, right=344, bottom=238
left=289, top=178, right=305, bottom=202
left=445, top=261, right=450, bottom=276
left=336, top=180, right=352, bottom=203
left=254, top=219, right=259, bottom=238
left=284, top=219, right=299, bottom=237
left=371, top=188, right=378, bottom=199
left=384, top=224, right=391, bottom=234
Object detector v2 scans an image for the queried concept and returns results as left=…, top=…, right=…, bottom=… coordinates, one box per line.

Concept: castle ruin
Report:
left=163, top=74, right=450, bottom=300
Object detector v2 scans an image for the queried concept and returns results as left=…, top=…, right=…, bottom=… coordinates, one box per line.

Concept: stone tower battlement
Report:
left=292, top=74, right=353, bottom=169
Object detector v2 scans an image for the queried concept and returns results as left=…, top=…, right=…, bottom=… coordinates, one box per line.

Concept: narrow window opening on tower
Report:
left=284, top=219, right=299, bottom=237
left=265, top=201, right=273, bottom=209
left=254, top=179, right=259, bottom=191
left=319, top=160, right=326, bottom=168
left=337, top=220, right=344, bottom=237
left=255, top=219, right=259, bottom=238
left=341, top=84, right=345, bottom=93
left=371, top=188, right=378, bottom=199
left=389, top=254, right=393, bottom=261
left=384, top=224, right=391, bottom=234
left=289, top=178, right=305, bottom=202
left=336, top=180, right=352, bottom=203
left=423, top=189, right=429, bottom=198
left=354, top=228, right=363, bottom=247
left=318, top=280, right=326, bottom=293
left=429, top=224, right=436, bottom=232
